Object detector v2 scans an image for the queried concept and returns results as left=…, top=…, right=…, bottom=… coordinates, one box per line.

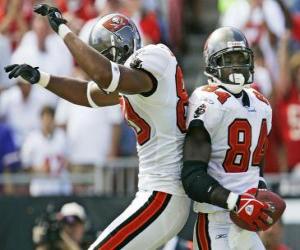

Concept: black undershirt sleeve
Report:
left=182, top=120, right=232, bottom=209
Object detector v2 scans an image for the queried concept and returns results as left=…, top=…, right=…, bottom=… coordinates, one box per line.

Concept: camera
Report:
left=32, top=204, right=63, bottom=250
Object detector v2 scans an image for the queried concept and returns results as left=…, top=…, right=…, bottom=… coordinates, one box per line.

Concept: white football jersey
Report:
left=187, top=85, right=272, bottom=213
left=121, top=44, right=188, bottom=196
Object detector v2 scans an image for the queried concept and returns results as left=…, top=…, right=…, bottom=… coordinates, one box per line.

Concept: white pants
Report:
left=88, top=190, right=191, bottom=250
left=193, top=212, right=266, bottom=250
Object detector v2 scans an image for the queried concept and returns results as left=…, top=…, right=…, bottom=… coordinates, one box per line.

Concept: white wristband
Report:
left=87, top=81, right=101, bottom=108
left=227, top=192, right=239, bottom=211
left=58, top=24, right=72, bottom=39
left=103, top=61, right=120, bottom=93
left=37, top=71, right=50, bottom=88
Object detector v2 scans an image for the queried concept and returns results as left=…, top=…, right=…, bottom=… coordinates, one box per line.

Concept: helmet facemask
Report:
left=100, top=45, right=130, bottom=64
left=205, top=48, right=254, bottom=94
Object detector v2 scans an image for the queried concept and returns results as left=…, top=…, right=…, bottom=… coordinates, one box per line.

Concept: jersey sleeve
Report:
left=124, top=44, right=177, bottom=104
left=127, top=44, right=172, bottom=81
left=187, top=89, right=224, bottom=136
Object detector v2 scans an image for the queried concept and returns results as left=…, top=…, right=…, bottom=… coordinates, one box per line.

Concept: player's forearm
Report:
left=63, top=32, right=112, bottom=89
left=46, top=76, right=119, bottom=107
left=46, top=76, right=90, bottom=106
left=182, top=121, right=236, bottom=210
left=181, top=160, right=232, bottom=209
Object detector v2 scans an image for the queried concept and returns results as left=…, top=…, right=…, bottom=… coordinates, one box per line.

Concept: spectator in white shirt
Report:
left=11, top=14, right=74, bottom=106
left=0, top=83, right=52, bottom=147
left=0, top=34, right=12, bottom=88
left=55, top=100, right=122, bottom=173
left=0, top=15, right=74, bottom=146
left=21, top=106, right=71, bottom=196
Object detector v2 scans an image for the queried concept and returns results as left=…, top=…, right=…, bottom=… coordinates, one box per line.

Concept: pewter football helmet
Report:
left=89, top=13, right=142, bottom=64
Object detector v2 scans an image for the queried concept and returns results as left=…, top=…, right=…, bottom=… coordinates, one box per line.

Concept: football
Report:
left=230, top=189, right=286, bottom=231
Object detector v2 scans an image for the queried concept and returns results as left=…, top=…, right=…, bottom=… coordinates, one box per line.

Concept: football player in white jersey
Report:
left=181, top=27, right=274, bottom=250
left=4, top=4, right=191, bottom=250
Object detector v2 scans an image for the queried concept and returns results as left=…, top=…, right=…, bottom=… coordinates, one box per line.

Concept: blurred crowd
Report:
left=0, top=0, right=300, bottom=197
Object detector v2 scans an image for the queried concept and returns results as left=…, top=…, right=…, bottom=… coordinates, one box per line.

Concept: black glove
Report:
left=34, top=4, right=67, bottom=33
left=4, top=64, right=41, bottom=84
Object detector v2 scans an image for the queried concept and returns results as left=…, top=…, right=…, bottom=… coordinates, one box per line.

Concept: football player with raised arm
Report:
left=181, top=27, right=274, bottom=250
left=4, top=4, right=190, bottom=250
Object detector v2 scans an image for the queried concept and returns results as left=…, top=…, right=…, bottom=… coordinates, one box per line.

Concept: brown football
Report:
left=230, top=190, right=286, bottom=231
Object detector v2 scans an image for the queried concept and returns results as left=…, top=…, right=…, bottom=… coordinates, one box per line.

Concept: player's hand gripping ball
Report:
left=230, top=189, right=286, bottom=231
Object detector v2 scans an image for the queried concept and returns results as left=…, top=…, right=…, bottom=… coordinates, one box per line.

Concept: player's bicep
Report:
left=183, top=120, right=212, bottom=163
left=89, top=82, right=120, bottom=106
left=117, top=65, right=154, bottom=95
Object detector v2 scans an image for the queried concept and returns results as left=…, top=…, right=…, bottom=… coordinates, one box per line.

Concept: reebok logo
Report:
left=245, top=205, right=254, bottom=216
left=215, top=234, right=227, bottom=239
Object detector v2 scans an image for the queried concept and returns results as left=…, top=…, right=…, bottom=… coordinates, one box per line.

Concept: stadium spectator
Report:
left=0, top=82, right=51, bottom=147
left=55, top=100, right=122, bottom=174
left=0, top=14, right=74, bottom=146
left=0, top=122, right=19, bottom=173
left=11, top=14, right=73, bottom=85
left=252, top=46, right=273, bottom=98
left=0, top=121, right=20, bottom=194
left=0, top=34, right=12, bottom=88
left=260, top=220, right=291, bottom=250
left=55, top=0, right=98, bottom=35
left=21, top=106, right=71, bottom=196
left=0, top=0, right=31, bottom=47
left=56, top=0, right=98, bottom=21
left=79, top=0, right=164, bottom=46
left=58, top=202, right=87, bottom=250
left=273, top=31, right=300, bottom=172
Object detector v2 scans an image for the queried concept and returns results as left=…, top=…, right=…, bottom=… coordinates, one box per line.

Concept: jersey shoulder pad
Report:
left=246, top=88, right=272, bottom=133
left=190, top=85, right=230, bottom=106
left=187, top=87, right=224, bottom=133
left=126, top=44, right=174, bottom=80
left=246, top=87, right=270, bottom=106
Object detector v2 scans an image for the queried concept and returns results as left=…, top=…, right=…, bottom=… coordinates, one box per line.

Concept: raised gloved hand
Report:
left=4, top=64, right=40, bottom=84
left=234, top=190, right=273, bottom=231
left=34, top=4, right=67, bottom=33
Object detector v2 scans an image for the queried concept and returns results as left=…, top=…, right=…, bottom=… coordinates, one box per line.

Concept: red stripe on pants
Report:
left=197, top=213, right=209, bottom=250
left=100, top=192, right=169, bottom=250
